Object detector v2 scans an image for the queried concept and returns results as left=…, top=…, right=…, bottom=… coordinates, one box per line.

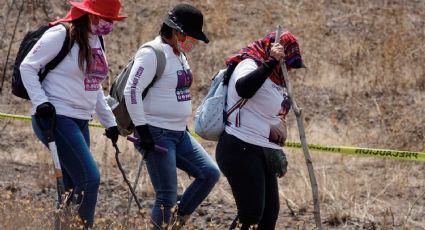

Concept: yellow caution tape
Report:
left=0, top=112, right=103, bottom=128
left=1, top=112, right=424, bottom=162
left=284, top=142, right=425, bottom=162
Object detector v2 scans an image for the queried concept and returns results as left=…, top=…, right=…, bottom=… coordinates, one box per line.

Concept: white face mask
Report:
left=91, top=18, right=114, bottom=36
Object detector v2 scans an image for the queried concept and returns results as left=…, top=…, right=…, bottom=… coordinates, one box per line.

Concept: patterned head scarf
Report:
left=225, top=31, right=305, bottom=86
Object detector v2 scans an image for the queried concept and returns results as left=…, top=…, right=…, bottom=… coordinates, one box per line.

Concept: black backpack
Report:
left=11, top=24, right=72, bottom=99
left=11, top=23, right=105, bottom=100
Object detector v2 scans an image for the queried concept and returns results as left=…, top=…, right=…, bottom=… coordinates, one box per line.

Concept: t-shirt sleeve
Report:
left=95, top=89, right=117, bottom=128
left=20, top=25, right=67, bottom=107
left=123, top=47, right=157, bottom=126
left=235, top=58, right=278, bottom=98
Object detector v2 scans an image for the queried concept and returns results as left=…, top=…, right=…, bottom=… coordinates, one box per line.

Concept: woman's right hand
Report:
left=270, top=43, right=285, bottom=61
left=135, top=125, right=155, bottom=151
left=36, top=102, right=56, bottom=120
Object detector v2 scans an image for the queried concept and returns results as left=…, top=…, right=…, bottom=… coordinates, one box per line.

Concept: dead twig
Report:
left=403, top=190, right=425, bottom=227
left=1, top=0, right=24, bottom=94
left=41, top=0, right=53, bottom=20
left=280, top=191, right=299, bottom=217
left=125, top=154, right=144, bottom=224
left=102, top=137, right=111, bottom=196
left=0, top=0, right=17, bottom=49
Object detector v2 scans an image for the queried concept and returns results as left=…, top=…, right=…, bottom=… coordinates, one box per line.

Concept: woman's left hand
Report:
left=269, top=121, right=287, bottom=145
left=105, top=126, right=119, bottom=144
left=270, top=43, right=285, bottom=61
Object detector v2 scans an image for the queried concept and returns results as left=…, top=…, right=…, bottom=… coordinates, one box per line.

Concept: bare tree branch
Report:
left=1, top=0, right=24, bottom=94
left=0, top=0, right=17, bottom=50
left=41, top=0, right=54, bottom=20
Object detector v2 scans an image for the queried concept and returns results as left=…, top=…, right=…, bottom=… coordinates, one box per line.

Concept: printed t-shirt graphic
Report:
left=268, top=93, right=290, bottom=145
left=130, top=67, right=144, bottom=104
left=85, top=48, right=108, bottom=91
left=176, top=69, right=192, bottom=102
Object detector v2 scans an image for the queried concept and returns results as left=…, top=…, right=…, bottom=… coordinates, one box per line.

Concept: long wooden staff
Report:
left=35, top=116, right=66, bottom=230
left=276, top=25, right=323, bottom=230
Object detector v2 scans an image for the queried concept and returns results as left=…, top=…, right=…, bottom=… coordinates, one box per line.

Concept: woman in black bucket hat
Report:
left=164, top=4, right=209, bottom=43
left=123, top=3, right=219, bottom=229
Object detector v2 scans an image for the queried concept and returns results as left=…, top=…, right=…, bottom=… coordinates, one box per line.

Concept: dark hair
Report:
left=69, top=14, right=91, bottom=70
left=159, top=23, right=173, bottom=39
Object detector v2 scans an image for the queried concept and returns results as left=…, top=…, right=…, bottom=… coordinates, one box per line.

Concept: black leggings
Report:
left=216, top=131, right=279, bottom=230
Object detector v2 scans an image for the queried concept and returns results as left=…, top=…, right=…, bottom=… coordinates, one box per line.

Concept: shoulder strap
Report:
left=223, top=62, right=237, bottom=86
left=141, top=38, right=166, bottom=99
left=39, top=23, right=73, bottom=81
left=99, top=36, right=105, bottom=50
left=223, top=63, right=248, bottom=126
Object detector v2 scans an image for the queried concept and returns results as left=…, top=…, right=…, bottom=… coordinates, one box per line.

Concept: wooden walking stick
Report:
left=125, top=151, right=145, bottom=224
left=114, top=137, right=167, bottom=222
left=36, top=115, right=66, bottom=230
left=276, top=25, right=323, bottom=230
left=112, top=142, right=144, bottom=211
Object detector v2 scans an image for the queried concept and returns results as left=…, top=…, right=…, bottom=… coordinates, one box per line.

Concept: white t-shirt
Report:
left=124, top=37, right=192, bottom=131
left=225, top=58, right=285, bottom=149
left=20, top=24, right=117, bottom=128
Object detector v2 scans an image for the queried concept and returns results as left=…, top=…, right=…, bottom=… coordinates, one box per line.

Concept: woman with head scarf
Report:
left=216, top=31, right=306, bottom=229
left=123, top=3, right=220, bottom=229
left=20, top=0, right=127, bottom=228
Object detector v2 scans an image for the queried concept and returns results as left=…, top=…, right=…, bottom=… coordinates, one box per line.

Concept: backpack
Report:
left=11, top=24, right=71, bottom=99
left=11, top=24, right=104, bottom=100
left=107, top=38, right=166, bottom=136
left=194, top=68, right=246, bottom=141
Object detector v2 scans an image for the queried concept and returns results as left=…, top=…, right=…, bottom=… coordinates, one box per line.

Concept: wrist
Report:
left=135, top=124, right=150, bottom=135
left=263, top=58, right=279, bottom=69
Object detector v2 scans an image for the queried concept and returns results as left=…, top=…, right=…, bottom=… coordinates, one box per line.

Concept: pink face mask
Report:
left=91, top=18, right=114, bottom=36
left=177, top=36, right=198, bottom=53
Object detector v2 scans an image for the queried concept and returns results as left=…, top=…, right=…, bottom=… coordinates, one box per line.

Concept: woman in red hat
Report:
left=215, top=31, right=306, bottom=229
left=123, top=3, right=220, bottom=229
left=20, top=0, right=126, bottom=228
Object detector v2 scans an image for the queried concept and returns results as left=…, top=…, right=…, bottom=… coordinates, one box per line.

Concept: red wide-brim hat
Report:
left=50, top=0, right=127, bottom=25
left=70, top=0, right=127, bottom=21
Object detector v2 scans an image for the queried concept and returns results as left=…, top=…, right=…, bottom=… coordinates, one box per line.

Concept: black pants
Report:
left=216, top=131, right=279, bottom=230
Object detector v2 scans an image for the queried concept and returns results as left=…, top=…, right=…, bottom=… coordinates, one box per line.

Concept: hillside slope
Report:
left=0, top=0, right=424, bottom=229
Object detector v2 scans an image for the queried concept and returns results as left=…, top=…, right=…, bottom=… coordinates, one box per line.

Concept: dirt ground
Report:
left=0, top=0, right=424, bottom=229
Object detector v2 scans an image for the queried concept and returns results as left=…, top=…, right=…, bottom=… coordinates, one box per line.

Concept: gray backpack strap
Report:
left=107, top=58, right=136, bottom=136
left=141, top=37, right=166, bottom=99
left=111, top=59, right=134, bottom=101
left=107, top=38, right=166, bottom=135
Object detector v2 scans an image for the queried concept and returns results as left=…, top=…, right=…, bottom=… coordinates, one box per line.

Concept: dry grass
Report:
left=1, top=0, right=425, bottom=229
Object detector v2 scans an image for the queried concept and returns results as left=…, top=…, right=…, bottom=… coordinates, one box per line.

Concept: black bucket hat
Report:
left=164, top=4, right=209, bottom=43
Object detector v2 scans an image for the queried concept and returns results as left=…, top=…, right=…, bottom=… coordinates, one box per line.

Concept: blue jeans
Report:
left=32, top=115, right=100, bottom=228
left=135, top=125, right=220, bottom=228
